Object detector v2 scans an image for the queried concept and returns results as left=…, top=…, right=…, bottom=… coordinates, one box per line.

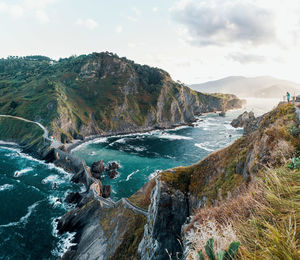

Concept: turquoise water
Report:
left=0, top=147, right=81, bottom=259
left=0, top=98, right=279, bottom=258
left=72, top=111, right=244, bottom=200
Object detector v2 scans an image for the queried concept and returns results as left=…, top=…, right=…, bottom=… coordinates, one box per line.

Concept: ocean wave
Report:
left=13, top=167, right=34, bottom=177
left=158, top=134, right=193, bottom=140
left=166, top=125, right=190, bottom=132
left=0, top=141, right=18, bottom=146
left=48, top=196, right=64, bottom=209
left=42, top=174, right=64, bottom=185
left=0, top=201, right=41, bottom=228
left=194, top=143, right=215, bottom=152
left=51, top=218, right=77, bottom=258
left=126, top=169, right=139, bottom=181
left=0, top=184, right=14, bottom=192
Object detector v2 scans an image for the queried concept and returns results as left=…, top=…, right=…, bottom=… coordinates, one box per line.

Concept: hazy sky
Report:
left=1, top=0, right=300, bottom=84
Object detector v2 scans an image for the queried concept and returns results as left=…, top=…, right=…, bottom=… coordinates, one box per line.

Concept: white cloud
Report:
left=0, top=2, right=8, bottom=12
left=171, top=0, right=276, bottom=46
left=132, top=7, right=141, bottom=16
left=35, top=10, right=49, bottom=23
left=76, top=18, right=99, bottom=30
left=24, top=0, right=58, bottom=10
left=128, top=43, right=136, bottom=48
left=0, top=0, right=58, bottom=22
left=115, top=25, right=123, bottom=33
left=126, top=16, right=138, bottom=22
left=153, top=7, right=158, bottom=12
left=9, top=4, right=24, bottom=18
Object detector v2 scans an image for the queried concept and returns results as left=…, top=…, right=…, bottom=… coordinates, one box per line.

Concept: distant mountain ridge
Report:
left=190, top=76, right=300, bottom=98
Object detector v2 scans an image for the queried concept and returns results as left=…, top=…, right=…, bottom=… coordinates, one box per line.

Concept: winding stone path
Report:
left=0, top=115, right=62, bottom=148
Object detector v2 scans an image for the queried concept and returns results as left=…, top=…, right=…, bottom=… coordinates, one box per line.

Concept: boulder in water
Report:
left=91, top=160, right=104, bottom=179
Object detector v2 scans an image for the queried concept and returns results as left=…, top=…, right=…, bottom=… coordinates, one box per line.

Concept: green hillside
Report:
left=0, top=53, right=243, bottom=143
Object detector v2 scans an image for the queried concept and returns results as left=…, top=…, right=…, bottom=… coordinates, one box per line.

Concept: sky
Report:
left=1, top=0, right=300, bottom=84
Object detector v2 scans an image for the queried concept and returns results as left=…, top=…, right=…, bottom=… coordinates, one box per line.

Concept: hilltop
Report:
left=190, top=76, right=300, bottom=98
left=0, top=53, right=243, bottom=144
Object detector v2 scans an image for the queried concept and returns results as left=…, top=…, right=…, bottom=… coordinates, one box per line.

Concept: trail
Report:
left=0, top=115, right=62, bottom=148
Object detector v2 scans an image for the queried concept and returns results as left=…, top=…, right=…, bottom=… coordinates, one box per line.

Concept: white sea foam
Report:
left=0, top=201, right=41, bottom=228
left=195, top=143, right=215, bottom=152
left=126, top=169, right=139, bottom=181
left=0, top=141, right=18, bottom=146
left=0, top=184, right=14, bottom=192
left=51, top=218, right=77, bottom=258
left=14, top=167, right=34, bottom=177
left=158, top=134, right=193, bottom=140
left=42, top=174, right=64, bottom=185
left=48, top=196, right=63, bottom=208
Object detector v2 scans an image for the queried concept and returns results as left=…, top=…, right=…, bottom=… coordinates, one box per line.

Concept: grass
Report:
left=185, top=166, right=300, bottom=260
left=0, top=53, right=242, bottom=142
left=0, top=117, right=49, bottom=153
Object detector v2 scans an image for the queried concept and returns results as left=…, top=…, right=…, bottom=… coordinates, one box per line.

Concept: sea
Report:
left=0, top=98, right=280, bottom=259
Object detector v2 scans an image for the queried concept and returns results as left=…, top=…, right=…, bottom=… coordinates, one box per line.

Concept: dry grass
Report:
left=186, top=166, right=300, bottom=260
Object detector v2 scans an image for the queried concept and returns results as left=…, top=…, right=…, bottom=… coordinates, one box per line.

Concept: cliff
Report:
left=0, top=53, right=244, bottom=143
left=58, top=102, right=299, bottom=259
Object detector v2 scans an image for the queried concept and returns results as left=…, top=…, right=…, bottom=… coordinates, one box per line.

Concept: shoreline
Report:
left=66, top=108, right=238, bottom=153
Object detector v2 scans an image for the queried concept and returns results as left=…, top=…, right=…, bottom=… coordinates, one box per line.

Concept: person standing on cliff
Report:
left=287, top=92, right=291, bottom=102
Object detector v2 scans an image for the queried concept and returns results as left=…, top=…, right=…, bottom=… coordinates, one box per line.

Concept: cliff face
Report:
left=0, top=53, right=244, bottom=143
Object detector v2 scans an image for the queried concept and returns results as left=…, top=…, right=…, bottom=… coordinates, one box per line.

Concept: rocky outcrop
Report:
left=231, top=111, right=263, bottom=135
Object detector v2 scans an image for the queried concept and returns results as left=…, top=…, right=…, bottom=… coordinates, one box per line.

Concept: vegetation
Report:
left=0, top=117, right=49, bottom=154
left=0, top=53, right=240, bottom=143
left=181, top=103, right=300, bottom=259
left=198, top=238, right=240, bottom=260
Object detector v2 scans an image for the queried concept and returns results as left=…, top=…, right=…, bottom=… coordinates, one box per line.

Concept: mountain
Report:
left=0, top=53, right=243, bottom=143
left=190, top=76, right=300, bottom=98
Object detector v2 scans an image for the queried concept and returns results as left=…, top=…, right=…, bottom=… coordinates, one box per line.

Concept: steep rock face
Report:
left=138, top=179, right=189, bottom=259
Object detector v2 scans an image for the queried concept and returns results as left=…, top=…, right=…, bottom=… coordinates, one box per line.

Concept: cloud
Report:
left=153, top=7, right=158, bottom=12
left=0, top=3, right=24, bottom=18
left=171, top=0, right=276, bottom=46
left=76, top=18, right=99, bottom=30
left=0, top=0, right=57, bottom=22
left=115, top=25, right=123, bottom=33
left=132, top=7, right=141, bottom=16
left=35, top=10, right=49, bottom=23
left=128, top=43, right=136, bottom=48
left=227, top=52, right=267, bottom=64
left=24, top=0, right=58, bottom=10
left=126, top=16, right=138, bottom=22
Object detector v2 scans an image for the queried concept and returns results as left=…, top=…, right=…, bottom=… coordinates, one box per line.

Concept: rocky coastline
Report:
left=0, top=97, right=246, bottom=259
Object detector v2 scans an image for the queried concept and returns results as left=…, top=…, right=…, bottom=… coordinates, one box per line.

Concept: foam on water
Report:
left=126, top=169, right=139, bottom=181
left=158, top=133, right=193, bottom=140
left=194, top=143, right=215, bottom=152
left=0, top=200, right=41, bottom=228
left=0, top=184, right=14, bottom=192
left=14, top=167, right=34, bottom=177
left=51, top=218, right=77, bottom=257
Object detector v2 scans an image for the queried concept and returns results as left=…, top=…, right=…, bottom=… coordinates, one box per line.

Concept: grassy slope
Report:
left=160, top=102, right=299, bottom=259
left=0, top=117, right=49, bottom=154
left=161, top=103, right=298, bottom=202
left=0, top=54, right=241, bottom=142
